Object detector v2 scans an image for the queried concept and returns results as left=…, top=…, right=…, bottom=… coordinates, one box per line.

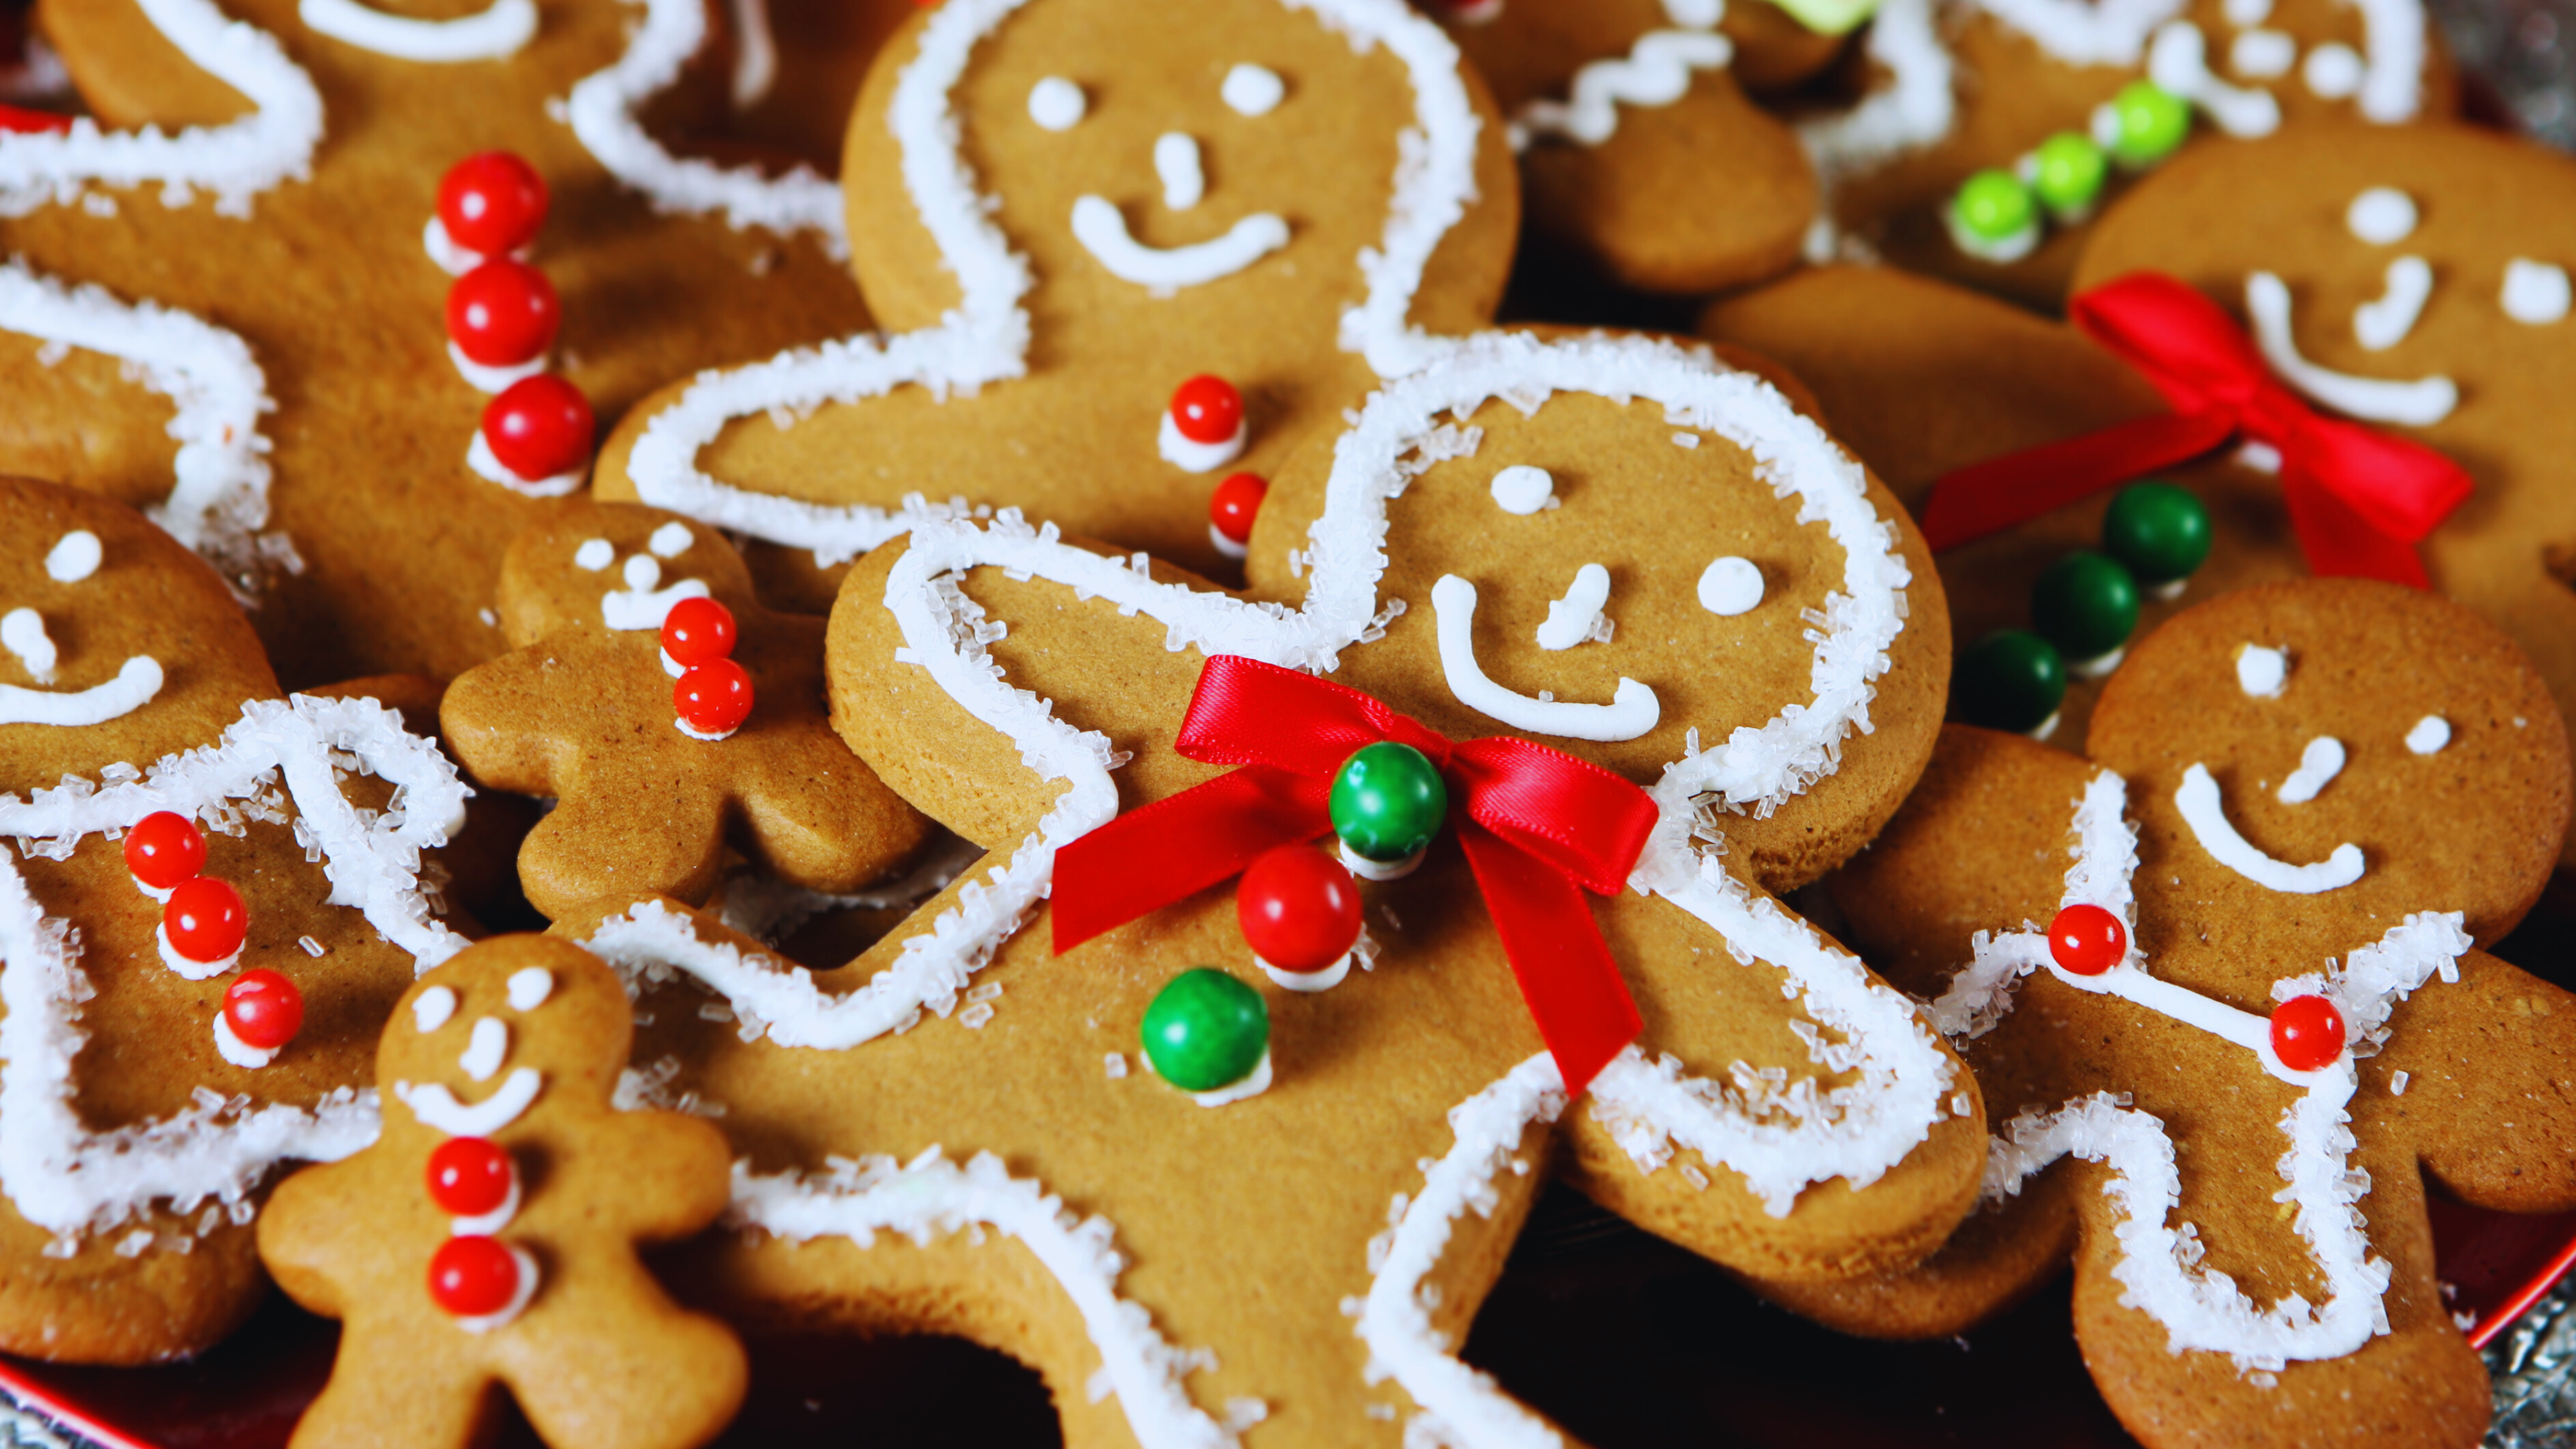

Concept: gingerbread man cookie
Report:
left=0, top=0, right=876, bottom=684
left=596, top=0, right=1520, bottom=603
left=260, top=934, right=744, bottom=1449
left=1766, top=579, right=2575, bottom=1449
left=439, top=500, right=928, bottom=921
left=560, top=330, right=1988, bottom=1447
left=0, top=475, right=473, bottom=1363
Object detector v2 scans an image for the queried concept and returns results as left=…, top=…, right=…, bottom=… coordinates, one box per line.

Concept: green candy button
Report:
left=2032, top=551, right=2141, bottom=666
left=1953, top=169, right=2038, bottom=245
left=2031, top=131, right=2107, bottom=216
left=1141, top=968, right=1269, bottom=1093
left=1329, top=741, right=1446, bottom=866
left=1955, top=630, right=2067, bottom=735
left=2101, top=481, right=2212, bottom=586
left=2108, top=81, right=2191, bottom=167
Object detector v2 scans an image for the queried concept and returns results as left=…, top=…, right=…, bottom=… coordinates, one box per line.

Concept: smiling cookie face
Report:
left=384, top=945, right=630, bottom=1126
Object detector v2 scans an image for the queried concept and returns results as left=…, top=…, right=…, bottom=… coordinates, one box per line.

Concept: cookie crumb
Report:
left=1104, top=1052, right=1127, bottom=1079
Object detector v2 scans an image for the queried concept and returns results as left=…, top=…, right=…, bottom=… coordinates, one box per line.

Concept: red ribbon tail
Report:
left=1919, top=410, right=2237, bottom=553
left=2281, top=471, right=2430, bottom=588
left=1457, top=821, right=1641, bottom=1101
left=1051, top=767, right=1329, bottom=954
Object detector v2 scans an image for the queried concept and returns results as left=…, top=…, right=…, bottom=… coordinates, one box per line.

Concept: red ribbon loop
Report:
left=1918, top=271, right=2472, bottom=588
left=1052, top=655, right=1657, bottom=1097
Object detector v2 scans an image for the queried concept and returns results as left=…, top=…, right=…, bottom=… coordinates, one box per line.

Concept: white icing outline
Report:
left=1431, top=573, right=1657, bottom=740
left=396, top=1067, right=542, bottom=1137
left=2246, top=272, right=2456, bottom=426
left=2176, top=762, right=2363, bottom=893
left=0, top=695, right=469, bottom=1235
left=297, top=0, right=536, bottom=62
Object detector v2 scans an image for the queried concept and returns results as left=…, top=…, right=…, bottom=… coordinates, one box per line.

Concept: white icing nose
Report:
left=2, top=608, right=57, bottom=684
left=1155, top=133, right=1205, bottom=211
left=459, top=1016, right=510, bottom=1082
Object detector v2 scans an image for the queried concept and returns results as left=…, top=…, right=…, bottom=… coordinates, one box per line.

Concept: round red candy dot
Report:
left=0, top=106, right=71, bottom=136
left=2046, top=903, right=2126, bottom=976
left=1208, top=472, right=1267, bottom=546
left=1168, top=375, right=1243, bottom=446
left=164, top=876, right=248, bottom=965
left=659, top=596, right=739, bottom=669
left=222, top=969, right=303, bottom=1051
left=426, top=1136, right=516, bottom=1218
left=125, top=810, right=207, bottom=891
left=446, top=259, right=560, bottom=366
left=428, top=1235, right=522, bottom=1318
left=2270, top=994, right=2347, bottom=1072
left=1236, top=844, right=1363, bottom=975
left=437, top=151, right=549, bottom=256
left=675, top=658, right=755, bottom=737
left=482, top=375, right=594, bottom=482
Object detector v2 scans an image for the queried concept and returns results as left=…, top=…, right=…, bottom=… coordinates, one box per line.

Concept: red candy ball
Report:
left=437, top=151, right=549, bottom=256
left=1208, top=472, right=1267, bottom=546
left=0, top=106, right=71, bottom=136
left=2047, top=903, right=2126, bottom=976
left=1168, top=375, right=1243, bottom=446
left=426, top=1137, right=516, bottom=1218
left=1236, top=844, right=1363, bottom=974
left=428, top=1235, right=522, bottom=1318
left=125, top=810, right=207, bottom=891
left=222, top=969, right=303, bottom=1050
left=164, top=877, right=248, bottom=964
left=482, top=375, right=594, bottom=482
left=446, top=259, right=559, bottom=366
left=2270, top=994, right=2347, bottom=1072
left=675, top=658, right=755, bottom=737
left=659, top=596, right=739, bottom=669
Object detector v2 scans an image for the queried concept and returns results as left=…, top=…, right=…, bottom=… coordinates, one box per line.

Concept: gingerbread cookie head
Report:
left=1780, top=578, right=2575, bottom=1449
left=259, top=936, right=745, bottom=1449
left=598, top=0, right=1522, bottom=596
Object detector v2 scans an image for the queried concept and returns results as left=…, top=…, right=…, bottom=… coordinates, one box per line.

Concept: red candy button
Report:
left=426, top=1137, right=516, bottom=1219
left=222, top=969, right=303, bottom=1050
left=2271, top=994, right=2347, bottom=1072
left=446, top=259, right=559, bottom=366
left=437, top=151, right=549, bottom=256
left=125, top=810, right=207, bottom=891
left=660, top=596, right=738, bottom=669
left=675, top=658, right=755, bottom=737
left=1168, top=375, right=1243, bottom=446
left=428, top=1235, right=521, bottom=1318
left=482, top=375, right=594, bottom=482
left=164, top=877, right=248, bottom=964
left=2047, top=903, right=2126, bottom=976
left=1208, top=472, right=1267, bottom=546
left=1236, top=844, right=1363, bottom=975
left=0, top=106, right=71, bottom=135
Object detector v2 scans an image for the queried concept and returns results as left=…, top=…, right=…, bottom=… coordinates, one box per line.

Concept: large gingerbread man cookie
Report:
left=1769, top=578, right=2575, bottom=1449
left=596, top=0, right=1521, bottom=602
left=0, top=475, right=473, bottom=1363
left=559, top=330, right=1987, bottom=1447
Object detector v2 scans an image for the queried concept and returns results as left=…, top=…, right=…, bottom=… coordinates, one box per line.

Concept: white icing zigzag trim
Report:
left=564, top=0, right=846, bottom=251
left=0, top=695, right=471, bottom=1235
left=1508, top=28, right=1734, bottom=150
left=1795, top=0, right=1951, bottom=187
left=731, top=1150, right=1261, bottom=1449
left=622, top=0, right=1483, bottom=563
left=1971, top=0, right=2183, bottom=68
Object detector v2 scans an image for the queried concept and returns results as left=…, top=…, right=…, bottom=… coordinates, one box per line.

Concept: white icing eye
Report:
left=2229, top=30, right=2294, bottom=79
left=574, top=538, right=614, bottom=571
left=44, top=531, right=100, bottom=583
left=1028, top=76, right=1085, bottom=131
left=2223, top=0, right=2270, bottom=24
left=2345, top=187, right=2416, bottom=245
left=413, top=985, right=457, bottom=1033
left=2275, top=735, right=2344, bottom=804
left=1155, top=133, right=1204, bottom=211
left=2305, top=43, right=2363, bottom=99
left=1222, top=64, right=1284, bottom=117
left=1696, top=556, right=1763, bottom=616
left=647, top=522, right=693, bottom=558
left=2406, top=714, right=2451, bottom=754
left=506, top=967, right=553, bottom=1010
left=2, top=608, right=57, bottom=684
left=459, top=1017, right=509, bottom=1081
left=621, top=554, right=661, bottom=591
left=2501, top=260, right=2570, bottom=325
left=2235, top=643, right=2288, bottom=698
left=1488, top=465, right=1554, bottom=515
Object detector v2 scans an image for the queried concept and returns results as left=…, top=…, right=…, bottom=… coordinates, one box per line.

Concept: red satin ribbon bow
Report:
left=1918, top=271, right=2472, bottom=587
left=1052, top=655, right=1658, bottom=1098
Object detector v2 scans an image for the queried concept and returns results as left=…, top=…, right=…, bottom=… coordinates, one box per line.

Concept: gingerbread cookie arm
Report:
left=1748, top=1167, right=2087, bottom=1338
left=2378, top=950, right=2576, bottom=1214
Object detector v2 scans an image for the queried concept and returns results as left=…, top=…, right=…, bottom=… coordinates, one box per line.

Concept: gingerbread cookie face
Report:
left=0, top=0, right=874, bottom=684
left=596, top=0, right=1520, bottom=599
left=1779, top=579, right=2575, bottom=1449
left=258, top=936, right=744, bottom=1449
left=440, top=501, right=930, bottom=920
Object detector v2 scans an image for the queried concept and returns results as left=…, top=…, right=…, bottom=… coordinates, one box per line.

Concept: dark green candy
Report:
left=2031, top=551, right=2141, bottom=664
left=1328, top=741, right=1446, bottom=864
left=1955, top=630, right=2067, bottom=734
left=1140, top=968, right=1269, bottom=1092
left=2101, top=481, right=2212, bottom=585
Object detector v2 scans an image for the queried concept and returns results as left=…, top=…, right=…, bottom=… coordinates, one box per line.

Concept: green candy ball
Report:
left=1329, top=741, right=1446, bottom=864
left=1952, top=169, right=2037, bottom=244
left=1141, top=968, right=1269, bottom=1092
left=1955, top=630, right=2067, bottom=735
left=2108, top=82, right=2190, bottom=166
left=2031, top=131, right=2107, bottom=216
left=2031, top=551, right=2141, bottom=665
left=2101, top=481, right=2212, bottom=585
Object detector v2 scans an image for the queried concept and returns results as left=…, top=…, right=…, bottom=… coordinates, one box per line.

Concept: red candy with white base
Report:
left=124, top=810, right=206, bottom=893
left=445, top=260, right=559, bottom=368
left=428, top=1235, right=522, bottom=1320
left=436, top=152, right=548, bottom=260
left=1236, top=843, right=1363, bottom=989
left=164, top=876, right=247, bottom=966
left=482, top=375, right=594, bottom=485
left=222, top=970, right=305, bottom=1052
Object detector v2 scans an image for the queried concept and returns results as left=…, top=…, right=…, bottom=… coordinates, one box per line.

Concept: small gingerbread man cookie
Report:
left=440, top=502, right=929, bottom=920
left=260, top=935, right=744, bottom=1449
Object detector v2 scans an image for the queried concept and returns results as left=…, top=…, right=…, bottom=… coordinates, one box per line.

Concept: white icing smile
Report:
left=2176, top=762, right=2363, bottom=893
left=298, top=0, right=534, bottom=61
left=397, top=1068, right=543, bottom=1136
left=1069, top=196, right=1289, bottom=290
left=2246, top=272, right=2457, bottom=426
left=1430, top=574, right=1659, bottom=741
left=0, top=655, right=164, bottom=728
